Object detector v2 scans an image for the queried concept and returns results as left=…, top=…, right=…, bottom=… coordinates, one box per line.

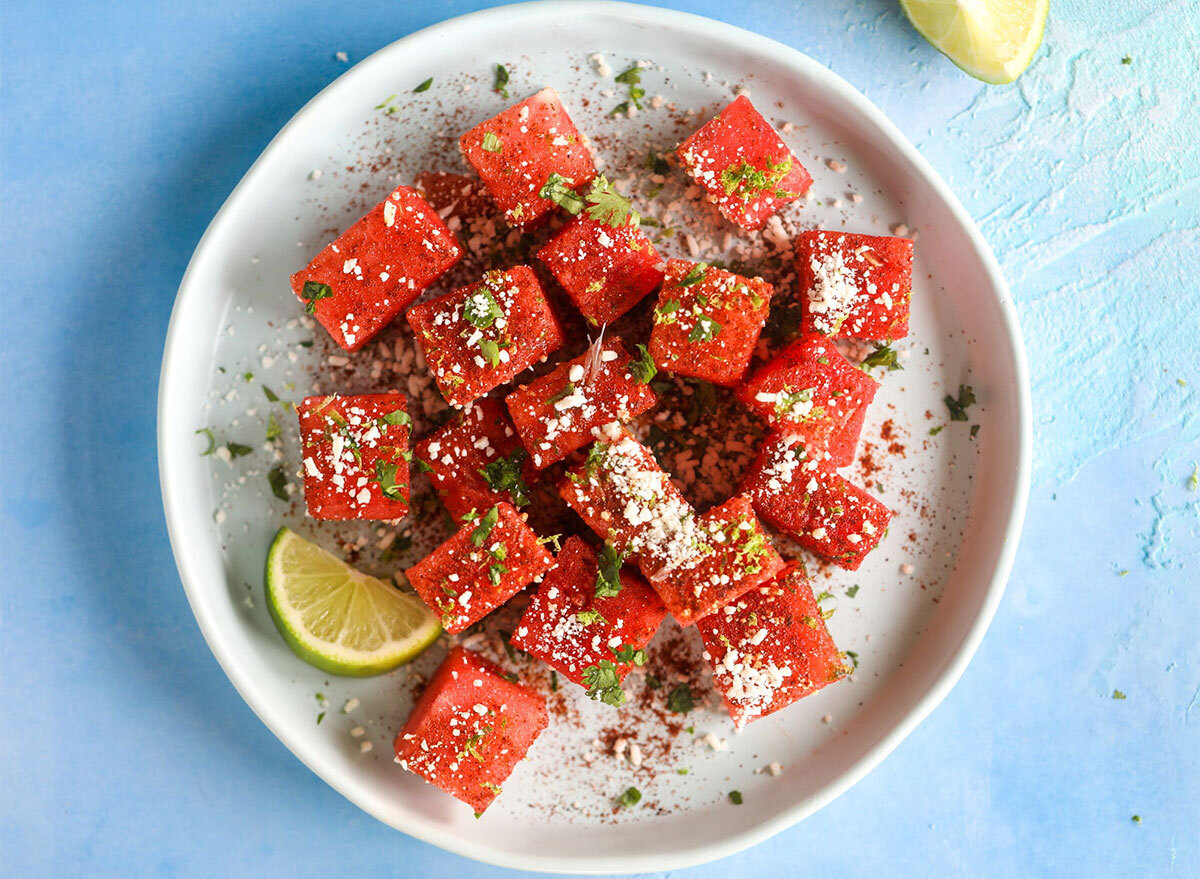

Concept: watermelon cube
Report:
left=676, top=95, right=812, bottom=231
left=537, top=214, right=664, bottom=325
left=415, top=398, right=535, bottom=521
left=648, top=259, right=774, bottom=387
left=407, top=266, right=565, bottom=409
left=405, top=502, right=554, bottom=633
left=740, top=432, right=892, bottom=570
left=297, top=393, right=411, bottom=520
left=795, top=230, right=914, bottom=341
left=393, top=646, right=548, bottom=814
left=510, top=537, right=666, bottom=690
left=649, top=495, right=785, bottom=626
left=290, top=185, right=462, bottom=351
left=460, top=88, right=596, bottom=229
left=737, top=336, right=878, bottom=466
left=557, top=424, right=700, bottom=579
left=505, top=336, right=658, bottom=469
left=697, top=562, right=847, bottom=728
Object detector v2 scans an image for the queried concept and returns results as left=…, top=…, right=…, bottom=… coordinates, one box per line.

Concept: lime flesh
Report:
left=265, top=527, right=440, bottom=676
left=901, top=0, right=1049, bottom=84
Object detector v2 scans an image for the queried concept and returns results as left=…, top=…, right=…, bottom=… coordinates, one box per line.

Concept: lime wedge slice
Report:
left=900, top=0, right=1048, bottom=84
left=265, top=527, right=441, bottom=676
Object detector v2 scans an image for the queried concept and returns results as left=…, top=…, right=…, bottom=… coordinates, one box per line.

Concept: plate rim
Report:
left=157, top=1, right=1033, bottom=872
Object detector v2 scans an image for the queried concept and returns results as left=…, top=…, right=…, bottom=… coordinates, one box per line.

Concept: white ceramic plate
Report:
left=158, top=1, right=1031, bottom=872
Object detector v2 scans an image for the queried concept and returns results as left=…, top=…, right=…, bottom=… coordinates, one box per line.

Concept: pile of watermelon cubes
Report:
left=288, top=87, right=915, bottom=814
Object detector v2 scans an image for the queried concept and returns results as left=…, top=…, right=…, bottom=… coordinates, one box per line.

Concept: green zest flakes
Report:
left=470, top=505, right=500, bottom=546
left=492, top=63, right=510, bottom=98
left=655, top=299, right=682, bottom=323
left=944, top=384, right=977, bottom=421
left=617, top=786, right=642, bottom=808
left=576, top=609, right=607, bottom=626
left=719, top=156, right=795, bottom=202
left=667, top=683, right=694, bottom=714
left=300, top=280, right=333, bottom=314
left=583, top=660, right=625, bottom=706
left=481, top=131, right=503, bottom=153
left=463, top=289, right=503, bottom=328
left=594, top=542, right=624, bottom=597
left=629, top=343, right=657, bottom=383
left=413, top=77, right=433, bottom=93
left=267, top=465, right=289, bottom=501
left=195, top=427, right=216, bottom=456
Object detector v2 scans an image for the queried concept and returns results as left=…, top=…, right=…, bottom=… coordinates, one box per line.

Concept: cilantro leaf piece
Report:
left=654, top=299, right=682, bottom=323
left=612, top=644, right=647, bottom=666
left=538, top=172, right=585, bottom=214
left=374, top=460, right=407, bottom=500
left=860, top=343, right=904, bottom=372
left=583, top=175, right=639, bottom=228
left=617, top=786, right=641, bottom=808
left=614, top=66, right=642, bottom=86
left=382, top=409, right=412, bottom=429
left=728, top=790, right=744, bottom=805
left=413, top=77, right=433, bottom=93
left=481, top=131, right=503, bottom=153
left=478, top=448, right=531, bottom=508
left=195, top=427, right=216, bottom=456
left=545, top=382, right=576, bottom=406
left=300, top=280, right=333, bottom=314
left=645, top=151, right=671, bottom=175
left=478, top=338, right=502, bottom=367
left=666, top=683, right=694, bottom=714
left=583, top=660, right=625, bottom=706
left=678, top=263, right=708, bottom=287
left=719, top=156, right=795, bottom=203
left=463, top=289, right=503, bottom=328
left=267, top=465, right=289, bottom=501
left=594, top=542, right=624, bottom=598
left=470, top=505, right=501, bottom=547
left=492, top=63, right=509, bottom=98
left=549, top=670, right=558, bottom=692
left=846, top=584, right=860, bottom=598
left=845, top=650, right=860, bottom=669
left=929, top=425, right=944, bottom=436
left=487, top=562, right=508, bottom=586
left=262, top=385, right=280, bottom=402
left=226, top=442, right=254, bottom=459
left=944, top=384, right=976, bottom=421
left=629, top=343, right=657, bottom=383
left=687, top=316, right=722, bottom=343
left=1112, top=689, right=1127, bottom=700
left=970, top=424, right=980, bottom=439
left=266, top=413, right=281, bottom=442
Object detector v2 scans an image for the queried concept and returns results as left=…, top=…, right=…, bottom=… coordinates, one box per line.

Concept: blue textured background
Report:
left=2, top=0, right=1197, bottom=876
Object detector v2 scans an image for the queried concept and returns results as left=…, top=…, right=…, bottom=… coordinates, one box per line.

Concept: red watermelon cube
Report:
left=510, top=537, right=666, bottom=692
left=290, top=185, right=462, bottom=351
left=676, top=95, right=812, bottom=231
left=737, top=336, right=878, bottom=466
left=407, top=266, right=565, bottom=409
left=740, top=432, right=891, bottom=570
left=537, top=214, right=664, bottom=325
left=505, top=336, right=658, bottom=469
left=649, top=495, right=785, bottom=626
left=795, top=230, right=914, bottom=341
left=557, top=424, right=699, bottom=579
left=648, top=259, right=774, bottom=387
left=393, top=646, right=548, bottom=814
left=405, top=502, right=554, bottom=633
left=415, top=398, right=535, bottom=521
left=460, top=88, right=595, bottom=229
left=297, top=393, right=411, bottom=520
left=697, top=562, right=847, bottom=728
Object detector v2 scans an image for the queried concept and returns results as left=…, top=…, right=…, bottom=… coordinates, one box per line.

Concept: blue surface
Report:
left=2, top=0, right=1197, bottom=876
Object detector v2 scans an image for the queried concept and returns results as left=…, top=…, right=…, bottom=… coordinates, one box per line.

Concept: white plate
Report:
left=158, top=1, right=1031, bottom=873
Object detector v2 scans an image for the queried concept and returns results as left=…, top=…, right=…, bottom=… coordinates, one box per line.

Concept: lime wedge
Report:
left=265, top=527, right=440, bottom=676
left=900, top=0, right=1048, bottom=84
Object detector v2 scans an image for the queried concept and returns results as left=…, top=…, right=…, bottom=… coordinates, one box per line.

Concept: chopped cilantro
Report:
left=629, top=343, right=657, bottom=383
left=300, top=280, right=333, bottom=314
left=845, top=650, right=859, bottom=669
left=545, top=382, right=576, bottom=406
left=463, top=289, right=503, bottom=328
left=195, top=427, right=216, bottom=456
left=970, top=424, right=980, bottom=440
left=266, top=413, right=281, bottom=442
left=617, top=786, right=641, bottom=808
left=470, top=505, right=500, bottom=546
left=645, top=152, right=671, bottom=175
left=267, top=465, right=289, bottom=501
left=610, top=65, right=646, bottom=115
left=383, top=409, right=412, bottom=428
left=1188, top=463, right=1198, bottom=492
left=1121, top=55, right=1132, bottom=65
left=226, top=442, right=254, bottom=459
left=654, top=299, right=682, bottom=323
left=374, top=460, right=406, bottom=500
left=676, top=767, right=689, bottom=775
left=846, top=584, right=860, bottom=598
left=719, top=156, right=794, bottom=202
left=487, top=562, right=508, bottom=586
left=478, top=338, right=502, bottom=367
left=1112, top=689, right=1127, bottom=700
left=645, top=674, right=662, bottom=690
left=860, top=343, right=904, bottom=371
left=316, top=712, right=325, bottom=724
left=549, top=670, right=558, bottom=692
left=583, top=175, right=639, bottom=227
left=728, top=790, right=743, bottom=805
left=413, top=77, right=433, bottom=93
left=944, top=384, right=976, bottom=421
left=538, top=172, right=585, bottom=213
left=492, top=63, right=510, bottom=98
left=667, top=683, right=694, bottom=714
left=481, top=131, right=502, bottom=153
left=928, top=424, right=944, bottom=436
left=594, top=542, right=624, bottom=598
left=687, top=316, right=722, bottom=343
left=242, top=371, right=254, bottom=382
left=582, top=660, right=625, bottom=706
left=1131, top=814, right=1141, bottom=823
left=678, top=263, right=708, bottom=287
left=263, top=385, right=280, bottom=402
left=479, top=447, right=531, bottom=507
left=612, top=644, right=647, bottom=666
